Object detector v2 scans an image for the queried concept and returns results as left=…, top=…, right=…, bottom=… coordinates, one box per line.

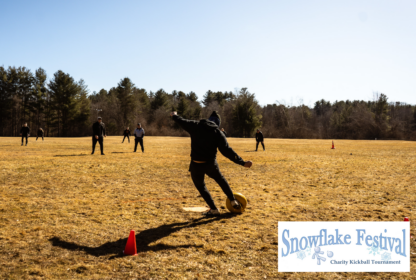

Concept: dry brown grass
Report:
left=0, top=136, right=415, bottom=279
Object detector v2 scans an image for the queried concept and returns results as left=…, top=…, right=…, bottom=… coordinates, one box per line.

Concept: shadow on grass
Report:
left=54, top=154, right=88, bottom=157
left=49, top=214, right=235, bottom=259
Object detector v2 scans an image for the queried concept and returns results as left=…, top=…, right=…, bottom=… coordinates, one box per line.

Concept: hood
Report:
left=199, top=119, right=219, bottom=130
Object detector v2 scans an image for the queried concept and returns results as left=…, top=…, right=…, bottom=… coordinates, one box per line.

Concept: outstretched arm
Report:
left=218, top=132, right=252, bottom=168
left=171, top=112, right=198, bottom=134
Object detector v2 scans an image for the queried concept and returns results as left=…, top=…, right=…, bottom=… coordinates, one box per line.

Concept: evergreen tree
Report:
left=48, top=70, right=80, bottom=137
left=232, top=88, right=262, bottom=137
left=177, top=97, right=189, bottom=117
left=151, top=89, right=168, bottom=111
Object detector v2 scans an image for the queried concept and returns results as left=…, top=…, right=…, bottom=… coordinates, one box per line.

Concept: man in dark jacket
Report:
left=20, top=123, right=30, bottom=146
left=36, top=128, right=44, bottom=141
left=171, top=111, right=253, bottom=216
left=122, top=127, right=131, bottom=143
left=92, top=117, right=106, bottom=155
left=133, top=123, right=145, bottom=153
left=255, top=129, right=265, bottom=151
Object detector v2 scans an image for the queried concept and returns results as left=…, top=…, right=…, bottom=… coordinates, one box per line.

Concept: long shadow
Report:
left=244, top=150, right=258, bottom=153
left=54, top=154, right=88, bottom=157
left=49, top=214, right=235, bottom=259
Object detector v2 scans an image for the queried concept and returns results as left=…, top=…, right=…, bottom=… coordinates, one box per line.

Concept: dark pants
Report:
left=21, top=135, right=28, bottom=145
left=122, top=135, right=130, bottom=143
left=189, top=160, right=235, bottom=210
left=134, top=137, right=144, bottom=152
left=36, top=136, right=44, bottom=141
left=256, top=141, right=265, bottom=151
left=92, top=136, right=104, bottom=154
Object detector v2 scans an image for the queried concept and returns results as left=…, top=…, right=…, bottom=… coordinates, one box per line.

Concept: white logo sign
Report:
left=278, top=222, right=410, bottom=272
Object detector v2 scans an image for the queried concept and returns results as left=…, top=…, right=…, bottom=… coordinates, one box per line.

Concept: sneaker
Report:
left=231, top=200, right=242, bottom=210
left=101, top=153, right=105, bottom=155
left=202, top=209, right=220, bottom=216
left=91, top=152, right=94, bottom=155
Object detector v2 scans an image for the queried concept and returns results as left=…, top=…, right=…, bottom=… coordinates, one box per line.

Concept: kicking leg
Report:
left=261, top=142, right=265, bottom=150
left=256, top=141, right=259, bottom=151
left=190, top=163, right=218, bottom=210
left=206, top=161, right=236, bottom=202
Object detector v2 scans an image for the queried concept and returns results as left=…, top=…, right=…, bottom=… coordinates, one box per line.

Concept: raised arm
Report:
left=171, top=112, right=198, bottom=134
left=217, top=131, right=252, bottom=167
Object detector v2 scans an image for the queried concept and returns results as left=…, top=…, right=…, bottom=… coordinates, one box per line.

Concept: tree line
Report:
left=1, top=66, right=416, bottom=140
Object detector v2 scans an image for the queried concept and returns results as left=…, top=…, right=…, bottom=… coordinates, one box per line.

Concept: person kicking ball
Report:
left=171, top=111, right=253, bottom=216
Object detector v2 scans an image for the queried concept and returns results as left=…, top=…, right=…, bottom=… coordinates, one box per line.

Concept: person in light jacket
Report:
left=133, top=123, right=145, bottom=153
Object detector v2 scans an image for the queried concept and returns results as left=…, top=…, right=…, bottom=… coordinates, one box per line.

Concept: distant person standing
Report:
left=255, top=129, right=265, bottom=151
left=122, top=127, right=131, bottom=143
left=133, top=123, right=145, bottom=153
left=20, top=123, right=30, bottom=146
left=221, top=128, right=227, bottom=137
left=36, top=128, right=44, bottom=141
left=92, top=117, right=106, bottom=155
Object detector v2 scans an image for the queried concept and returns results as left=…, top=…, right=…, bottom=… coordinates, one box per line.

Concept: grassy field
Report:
left=0, top=136, right=415, bottom=279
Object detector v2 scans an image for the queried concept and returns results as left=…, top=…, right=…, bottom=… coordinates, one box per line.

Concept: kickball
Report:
left=226, top=193, right=248, bottom=213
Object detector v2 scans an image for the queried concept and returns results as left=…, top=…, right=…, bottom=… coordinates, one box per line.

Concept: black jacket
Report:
left=20, top=126, right=30, bottom=136
left=222, top=131, right=227, bottom=137
left=256, top=131, right=264, bottom=142
left=37, top=129, right=44, bottom=136
left=172, top=115, right=245, bottom=166
left=93, top=122, right=106, bottom=137
left=123, top=129, right=130, bottom=136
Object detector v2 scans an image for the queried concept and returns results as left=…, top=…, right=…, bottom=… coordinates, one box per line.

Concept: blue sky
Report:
left=1, top=0, right=415, bottom=105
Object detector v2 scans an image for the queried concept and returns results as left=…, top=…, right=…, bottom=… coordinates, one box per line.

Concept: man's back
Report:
left=173, top=115, right=245, bottom=165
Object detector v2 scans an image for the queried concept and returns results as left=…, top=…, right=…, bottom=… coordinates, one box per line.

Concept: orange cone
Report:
left=331, top=141, right=335, bottom=149
left=123, top=230, right=138, bottom=256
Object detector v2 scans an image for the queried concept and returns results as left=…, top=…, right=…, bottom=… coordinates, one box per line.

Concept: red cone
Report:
left=123, top=230, right=138, bottom=256
left=331, top=141, right=335, bottom=149
left=404, top=217, right=409, bottom=222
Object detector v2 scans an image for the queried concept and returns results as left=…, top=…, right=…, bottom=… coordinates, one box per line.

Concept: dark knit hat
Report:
left=208, top=111, right=221, bottom=126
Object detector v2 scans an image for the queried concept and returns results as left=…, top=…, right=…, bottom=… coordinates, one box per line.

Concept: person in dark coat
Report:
left=221, top=128, right=227, bottom=137
left=92, top=117, right=106, bottom=155
left=20, top=123, right=30, bottom=146
left=171, top=110, right=253, bottom=216
left=122, top=127, right=131, bottom=143
left=133, top=123, right=145, bottom=153
left=255, top=129, right=265, bottom=151
left=36, top=128, right=44, bottom=141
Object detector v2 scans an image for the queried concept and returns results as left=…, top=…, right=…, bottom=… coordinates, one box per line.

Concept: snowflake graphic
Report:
left=305, top=245, right=312, bottom=256
left=296, top=251, right=306, bottom=260
left=381, top=252, right=391, bottom=261
left=367, top=245, right=381, bottom=256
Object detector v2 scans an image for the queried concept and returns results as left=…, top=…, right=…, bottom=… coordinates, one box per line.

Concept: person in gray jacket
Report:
left=133, top=123, right=145, bottom=153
